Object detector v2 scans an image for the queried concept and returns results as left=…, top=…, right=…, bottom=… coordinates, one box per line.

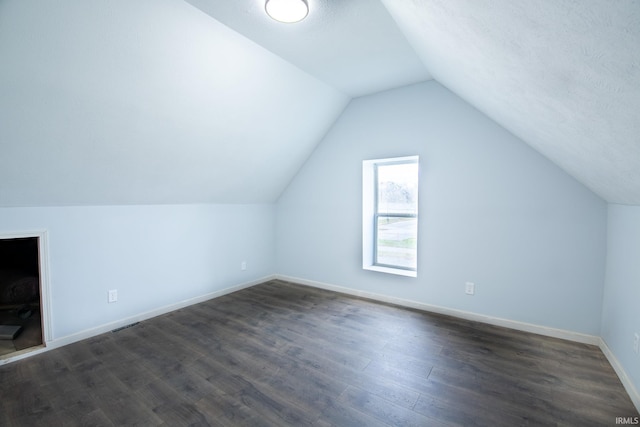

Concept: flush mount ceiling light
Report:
left=265, top=0, right=308, bottom=23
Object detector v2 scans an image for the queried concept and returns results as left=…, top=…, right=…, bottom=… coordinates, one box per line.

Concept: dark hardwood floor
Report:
left=0, top=279, right=637, bottom=426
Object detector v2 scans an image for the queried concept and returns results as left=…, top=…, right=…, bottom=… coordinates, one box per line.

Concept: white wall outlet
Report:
left=108, top=289, right=118, bottom=303
left=465, top=282, right=475, bottom=295
left=241, top=261, right=247, bottom=271
left=633, top=333, right=639, bottom=354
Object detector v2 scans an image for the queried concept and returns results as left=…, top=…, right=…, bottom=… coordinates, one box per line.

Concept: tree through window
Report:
left=375, top=160, right=419, bottom=270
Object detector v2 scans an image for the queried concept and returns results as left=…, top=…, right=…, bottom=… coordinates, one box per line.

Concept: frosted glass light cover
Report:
left=265, top=0, right=308, bottom=23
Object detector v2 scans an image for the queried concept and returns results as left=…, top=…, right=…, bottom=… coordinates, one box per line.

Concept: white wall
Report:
left=0, top=203, right=275, bottom=340
left=0, top=0, right=348, bottom=206
left=276, top=81, right=607, bottom=335
left=602, top=204, right=640, bottom=395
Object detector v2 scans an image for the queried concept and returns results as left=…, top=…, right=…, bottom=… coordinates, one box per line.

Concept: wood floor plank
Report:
left=340, top=385, right=450, bottom=427
left=413, top=392, right=545, bottom=427
left=307, top=395, right=392, bottom=427
left=422, top=368, right=558, bottom=426
left=134, top=376, right=192, bottom=414
left=0, top=279, right=637, bottom=426
left=70, top=408, right=116, bottom=427
left=194, top=390, right=281, bottom=427
left=228, top=376, right=318, bottom=426
left=284, top=343, right=422, bottom=410
left=152, top=399, right=225, bottom=427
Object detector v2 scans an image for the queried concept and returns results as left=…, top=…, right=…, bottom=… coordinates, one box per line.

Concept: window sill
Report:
left=364, top=265, right=417, bottom=278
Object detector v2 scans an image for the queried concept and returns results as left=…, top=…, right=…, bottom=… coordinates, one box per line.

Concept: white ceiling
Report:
left=381, top=0, right=640, bottom=205
left=1, top=0, right=639, bottom=207
left=183, top=0, right=432, bottom=97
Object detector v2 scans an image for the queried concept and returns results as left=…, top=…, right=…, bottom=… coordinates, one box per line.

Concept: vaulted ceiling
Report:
left=0, top=0, right=638, bottom=206
left=381, top=0, right=640, bottom=205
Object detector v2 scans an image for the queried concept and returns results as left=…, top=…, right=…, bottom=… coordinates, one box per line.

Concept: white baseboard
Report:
left=4, top=272, right=639, bottom=414
left=599, top=338, right=640, bottom=413
left=276, top=274, right=600, bottom=345
left=0, top=274, right=275, bottom=366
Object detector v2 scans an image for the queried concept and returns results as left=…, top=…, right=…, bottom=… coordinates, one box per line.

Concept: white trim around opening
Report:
left=0, top=230, right=53, bottom=351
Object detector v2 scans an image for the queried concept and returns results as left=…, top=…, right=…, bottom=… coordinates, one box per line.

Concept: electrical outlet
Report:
left=633, top=333, right=639, bottom=354
left=241, top=261, right=247, bottom=271
left=465, top=282, right=475, bottom=295
left=108, top=289, right=118, bottom=303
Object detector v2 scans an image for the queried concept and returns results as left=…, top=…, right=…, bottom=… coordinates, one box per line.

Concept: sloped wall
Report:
left=0, top=0, right=348, bottom=206
left=276, top=81, right=607, bottom=335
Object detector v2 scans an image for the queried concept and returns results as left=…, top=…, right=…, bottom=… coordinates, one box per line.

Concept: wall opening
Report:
left=0, top=236, right=46, bottom=358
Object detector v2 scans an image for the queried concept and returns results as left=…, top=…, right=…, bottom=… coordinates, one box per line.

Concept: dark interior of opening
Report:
left=0, top=237, right=43, bottom=356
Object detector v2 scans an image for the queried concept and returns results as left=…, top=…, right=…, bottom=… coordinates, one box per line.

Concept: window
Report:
left=363, top=156, right=419, bottom=277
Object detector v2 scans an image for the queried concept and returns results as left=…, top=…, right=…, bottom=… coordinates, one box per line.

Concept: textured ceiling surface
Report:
left=381, top=0, right=640, bottom=205
left=183, top=0, right=432, bottom=97
left=0, top=0, right=348, bottom=206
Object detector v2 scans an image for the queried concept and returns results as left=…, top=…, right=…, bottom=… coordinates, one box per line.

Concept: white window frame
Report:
left=363, top=155, right=419, bottom=277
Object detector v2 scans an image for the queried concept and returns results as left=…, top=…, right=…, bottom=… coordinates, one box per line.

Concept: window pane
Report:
left=377, top=163, right=418, bottom=215
left=376, top=216, right=417, bottom=269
